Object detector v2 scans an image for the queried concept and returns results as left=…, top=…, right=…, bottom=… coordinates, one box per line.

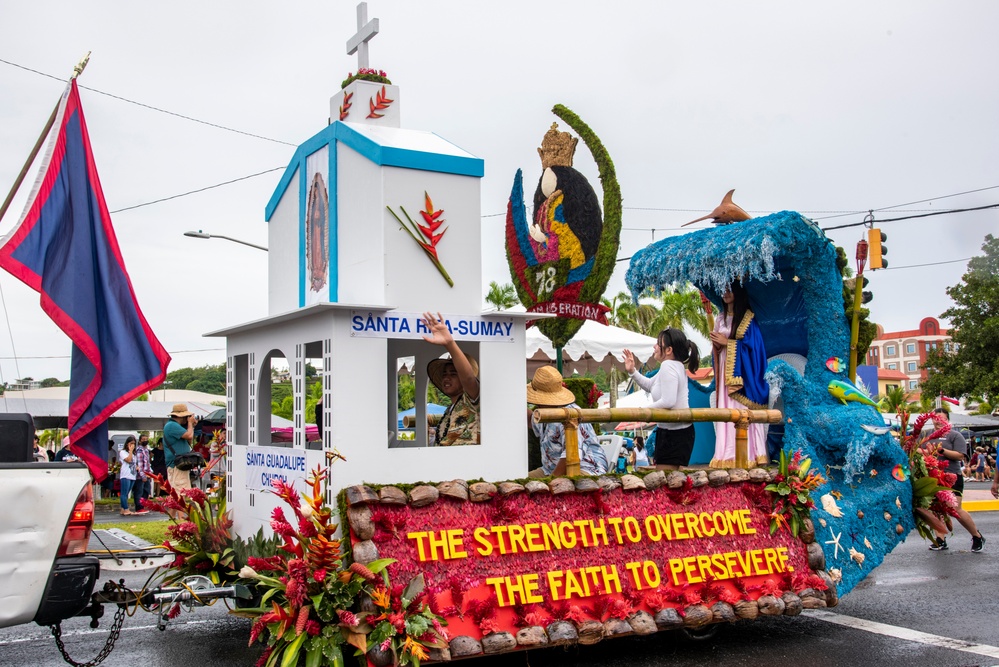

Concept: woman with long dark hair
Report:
left=623, top=328, right=700, bottom=467
left=708, top=281, right=769, bottom=467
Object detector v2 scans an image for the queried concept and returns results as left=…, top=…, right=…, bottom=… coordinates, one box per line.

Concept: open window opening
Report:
left=386, top=339, right=480, bottom=448
left=304, top=340, right=324, bottom=450
left=257, top=349, right=289, bottom=447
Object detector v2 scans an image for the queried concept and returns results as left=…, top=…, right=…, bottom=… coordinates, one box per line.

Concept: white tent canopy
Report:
left=526, top=320, right=657, bottom=376
left=396, top=319, right=658, bottom=378
left=598, top=389, right=654, bottom=409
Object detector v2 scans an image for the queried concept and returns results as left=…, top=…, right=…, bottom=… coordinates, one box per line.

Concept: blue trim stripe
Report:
left=299, top=151, right=307, bottom=307
left=328, top=142, right=338, bottom=302
left=265, top=122, right=483, bottom=221
left=266, top=125, right=336, bottom=221
left=381, top=145, right=484, bottom=177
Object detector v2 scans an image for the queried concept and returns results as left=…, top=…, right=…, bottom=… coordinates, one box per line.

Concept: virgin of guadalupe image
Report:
left=307, top=172, right=329, bottom=293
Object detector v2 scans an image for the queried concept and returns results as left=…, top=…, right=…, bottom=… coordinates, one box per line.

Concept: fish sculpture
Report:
left=827, top=379, right=877, bottom=406
left=826, top=356, right=845, bottom=373
left=681, top=189, right=752, bottom=227
left=861, top=424, right=890, bottom=435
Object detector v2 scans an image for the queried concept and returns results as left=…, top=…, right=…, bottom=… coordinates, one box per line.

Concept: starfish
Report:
left=825, top=528, right=844, bottom=560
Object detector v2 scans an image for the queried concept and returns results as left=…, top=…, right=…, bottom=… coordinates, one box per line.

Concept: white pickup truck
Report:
left=0, top=425, right=99, bottom=628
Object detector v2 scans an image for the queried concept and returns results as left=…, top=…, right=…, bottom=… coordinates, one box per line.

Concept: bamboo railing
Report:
left=532, top=407, right=782, bottom=476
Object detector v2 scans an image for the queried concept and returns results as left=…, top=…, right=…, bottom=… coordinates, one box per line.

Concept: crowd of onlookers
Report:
left=965, top=435, right=997, bottom=482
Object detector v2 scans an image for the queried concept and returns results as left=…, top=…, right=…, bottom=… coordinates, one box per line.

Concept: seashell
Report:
left=864, top=537, right=872, bottom=550
left=820, top=494, right=844, bottom=518
left=829, top=568, right=842, bottom=583
left=857, top=510, right=864, bottom=519
left=895, top=496, right=902, bottom=509
left=819, top=518, right=827, bottom=527
left=896, top=524, right=905, bottom=535
left=849, top=548, right=865, bottom=566
left=884, top=512, right=892, bottom=521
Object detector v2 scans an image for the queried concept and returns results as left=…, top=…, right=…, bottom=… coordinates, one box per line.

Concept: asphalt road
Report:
left=3, top=494, right=997, bottom=667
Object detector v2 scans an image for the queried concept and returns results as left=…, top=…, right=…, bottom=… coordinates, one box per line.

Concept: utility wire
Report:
left=0, top=57, right=296, bottom=146
left=6, top=59, right=996, bottom=236
left=884, top=257, right=972, bottom=271
left=821, top=203, right=999, bottom=231
left=109, top=167, right=283, bottom=214
left=812, top=184, right=999, bottom=221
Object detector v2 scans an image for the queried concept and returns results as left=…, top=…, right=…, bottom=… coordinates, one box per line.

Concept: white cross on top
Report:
left=346, top=2, right=380, bottom=70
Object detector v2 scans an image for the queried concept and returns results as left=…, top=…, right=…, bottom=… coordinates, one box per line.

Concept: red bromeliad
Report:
left=142, top=473, right=235, bottom=586
left=234, top=466, right=377, bottom=667
left=765, top=449, right=825, bottom=537
left=386, top=192, right=454, bottom=287
left=899, top=410, right=962, bottom=538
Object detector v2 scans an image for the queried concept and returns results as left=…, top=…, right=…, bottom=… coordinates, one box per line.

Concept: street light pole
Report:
left=184, top=230, right=268, bottom=252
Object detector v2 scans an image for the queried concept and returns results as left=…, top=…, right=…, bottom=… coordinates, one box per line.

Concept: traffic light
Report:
left=867, top=227, right=887, bottom=269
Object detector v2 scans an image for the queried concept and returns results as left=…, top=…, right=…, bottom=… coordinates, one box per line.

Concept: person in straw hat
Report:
left=423, top=312, right=480, bottom=446
left=527, top=366, right=608, bottom=477
left=164, top=403, right=197, bottom=496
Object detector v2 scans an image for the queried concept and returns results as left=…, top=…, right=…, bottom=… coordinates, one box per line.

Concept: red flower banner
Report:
left=348, top=479, right=821, bottom=642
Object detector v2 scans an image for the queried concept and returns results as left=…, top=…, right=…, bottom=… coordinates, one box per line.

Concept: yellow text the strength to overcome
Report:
left=406, top=509, right=794, bottom=607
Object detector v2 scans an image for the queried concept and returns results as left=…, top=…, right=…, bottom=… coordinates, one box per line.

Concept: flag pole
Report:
left=0, top=52, right=90, bottom=226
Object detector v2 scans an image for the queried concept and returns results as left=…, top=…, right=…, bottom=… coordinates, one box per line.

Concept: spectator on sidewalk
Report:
left=151, top=437, right=167, bottom=495
left=136, top=434, right=153, bottom=506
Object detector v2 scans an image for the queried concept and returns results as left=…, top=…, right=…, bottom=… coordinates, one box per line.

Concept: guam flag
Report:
left=0, top=80, right=170, bottom=481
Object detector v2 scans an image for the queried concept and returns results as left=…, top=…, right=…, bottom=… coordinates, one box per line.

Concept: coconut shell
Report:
left=711, top=601, right=737, bottom=623
left=682, top=604, right=713, bottom=628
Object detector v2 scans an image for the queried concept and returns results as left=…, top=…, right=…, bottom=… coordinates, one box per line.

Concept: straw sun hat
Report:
left=169, top=403, right=194, bottom=417
left=427, top=356, right=479, bottom=394
left=526, top=366, right=575, bottom=406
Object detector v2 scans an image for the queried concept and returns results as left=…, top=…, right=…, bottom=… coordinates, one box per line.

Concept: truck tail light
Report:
left=57, top=484, right=95, bottom=557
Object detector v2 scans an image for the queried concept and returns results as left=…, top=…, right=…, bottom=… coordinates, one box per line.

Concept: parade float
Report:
left=153, top=8, right=931, bottom=667
left=0, top=13, right=962, bottom=667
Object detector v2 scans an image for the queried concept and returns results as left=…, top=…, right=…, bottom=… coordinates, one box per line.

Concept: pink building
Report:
left=865, top=317, right=954, bottom=398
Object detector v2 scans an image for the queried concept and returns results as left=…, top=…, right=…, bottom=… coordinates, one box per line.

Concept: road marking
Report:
left=806, top=609, right=999, bottom=660
left=963, top=499, right=999, bottom=512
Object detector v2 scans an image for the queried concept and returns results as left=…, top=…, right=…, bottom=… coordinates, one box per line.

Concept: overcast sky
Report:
left=1, top=1, right=996, bottom=382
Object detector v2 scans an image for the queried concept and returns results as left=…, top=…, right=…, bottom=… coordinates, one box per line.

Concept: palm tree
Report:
left=652, top=287, right=710, bottom=338
left=485, top=281, right=518, bottom=311
left=600, top=291, right=631, bottom=327
left=599, top=291, right=632, bottom=408
left=613, top=285, right=710, bottom=338
left=907, top=393, right=937, bottom=414
left=878, top=386, right=911, bottom=414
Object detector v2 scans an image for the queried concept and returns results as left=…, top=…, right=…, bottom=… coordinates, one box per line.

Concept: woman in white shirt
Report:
left=623, top=328, right=701, bottom=467
left=119, top=436, right=139, bottom=515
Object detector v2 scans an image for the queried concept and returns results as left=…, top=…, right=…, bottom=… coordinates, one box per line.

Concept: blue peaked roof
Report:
left=265, top=121, right=484, bottom=221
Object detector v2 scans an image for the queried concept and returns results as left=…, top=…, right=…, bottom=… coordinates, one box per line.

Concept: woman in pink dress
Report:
left=709, top=283, right=769, bottom=468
